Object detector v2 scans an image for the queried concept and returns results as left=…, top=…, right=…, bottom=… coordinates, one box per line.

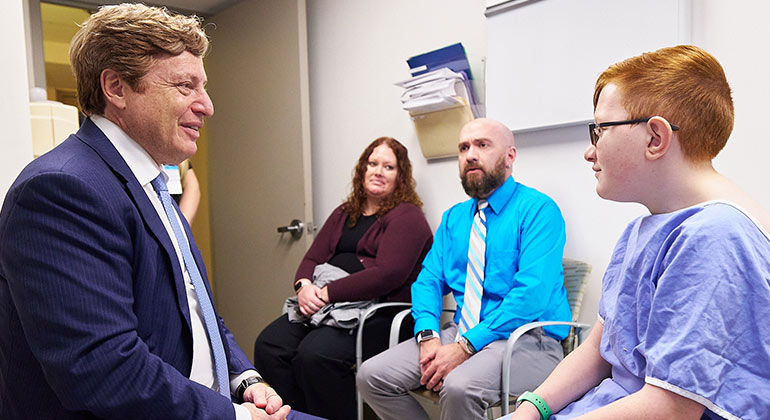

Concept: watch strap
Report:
left=236, top=375, right=264, bottom=401
left=415, top=329, right=439, bottom=343
left=293, top=279, right=308, bottom=293
left=458, top=336, right=477, bottom=355
left=516, top=391, right=551, bottom=420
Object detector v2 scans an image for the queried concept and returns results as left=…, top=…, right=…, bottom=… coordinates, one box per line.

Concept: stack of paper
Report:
left=397, top=43, right=479, bottom=160
left=395, top=67, right=472, bottom=114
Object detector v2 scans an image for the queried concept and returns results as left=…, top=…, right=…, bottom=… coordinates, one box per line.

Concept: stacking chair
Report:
left=355, top=258, right=592, bottom=420
left=354, top=304, right=455, bottom=420
left=355, top=302, right=412, bottom=420
left=497, top=258, right=592, bottom=416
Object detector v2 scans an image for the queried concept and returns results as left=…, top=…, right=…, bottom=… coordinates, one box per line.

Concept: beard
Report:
left=460, top=154, right=507, bottom=199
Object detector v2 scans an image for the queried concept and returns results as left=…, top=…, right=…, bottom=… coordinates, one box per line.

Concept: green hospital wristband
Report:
left=516, top=391, right=551, bottom=420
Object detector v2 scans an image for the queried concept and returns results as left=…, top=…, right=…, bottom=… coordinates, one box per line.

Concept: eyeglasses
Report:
left=588, top=117, right=680, bottom=145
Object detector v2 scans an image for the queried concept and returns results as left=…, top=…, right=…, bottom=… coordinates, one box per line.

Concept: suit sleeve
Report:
left=0, top=172, right=236, bottom=420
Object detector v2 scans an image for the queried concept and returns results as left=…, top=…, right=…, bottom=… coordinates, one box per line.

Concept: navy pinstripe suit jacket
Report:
left=0, top=118, right=252, bottom=419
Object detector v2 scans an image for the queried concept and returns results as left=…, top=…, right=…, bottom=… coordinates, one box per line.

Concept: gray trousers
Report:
left=356, top=322, right=563, bottom=420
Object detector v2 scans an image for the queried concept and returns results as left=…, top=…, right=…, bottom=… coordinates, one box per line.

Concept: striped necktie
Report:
left=459, top=199, right=488, bottom=337
left=151, top=174, right=231, bottom=400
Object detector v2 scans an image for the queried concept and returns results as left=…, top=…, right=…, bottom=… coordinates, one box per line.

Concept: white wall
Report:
left=1, top=1, right=33, bottom=200
left=510, top=0, right=770, bottom=326
left=307, top=0, right=487, bottom=230
left=307, top=0, right=770, bottom=326
left=694, top=2, right=770, bottom=213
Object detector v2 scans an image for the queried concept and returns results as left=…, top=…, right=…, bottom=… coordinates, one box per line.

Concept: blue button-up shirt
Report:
left=412, top=176, right=570, bottom=350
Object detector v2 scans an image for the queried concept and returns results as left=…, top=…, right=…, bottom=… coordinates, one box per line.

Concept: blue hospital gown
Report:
left=526, top=202, right=770, bottom=420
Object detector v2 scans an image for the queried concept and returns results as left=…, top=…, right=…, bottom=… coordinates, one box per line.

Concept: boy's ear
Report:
left=645, top=116, right=674, bottom=161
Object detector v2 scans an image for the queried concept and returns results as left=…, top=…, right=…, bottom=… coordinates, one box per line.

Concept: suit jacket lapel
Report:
left=75, top=118, right=194, bottom=332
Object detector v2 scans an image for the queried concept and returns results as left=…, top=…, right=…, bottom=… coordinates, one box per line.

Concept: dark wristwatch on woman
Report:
left=236, top=375, right=265, bottom=401
left=293, top=279, right=309, bottom=293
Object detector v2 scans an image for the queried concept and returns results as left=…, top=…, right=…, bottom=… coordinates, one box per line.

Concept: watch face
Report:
left=417, top=330, right=437, bottom=342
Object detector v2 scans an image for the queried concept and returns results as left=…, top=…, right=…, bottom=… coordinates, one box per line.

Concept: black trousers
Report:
left=253, top=309, right=413, bottom=420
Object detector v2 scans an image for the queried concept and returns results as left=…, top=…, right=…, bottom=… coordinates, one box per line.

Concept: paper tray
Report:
left=410, top=102, right=474, bottom=160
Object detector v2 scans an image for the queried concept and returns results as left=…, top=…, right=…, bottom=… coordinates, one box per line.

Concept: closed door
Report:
left=205, top=0, right=313, bottom=358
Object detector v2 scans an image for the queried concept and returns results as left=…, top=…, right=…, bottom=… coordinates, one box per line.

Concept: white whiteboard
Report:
left=485, top=0, right=691, bottom=132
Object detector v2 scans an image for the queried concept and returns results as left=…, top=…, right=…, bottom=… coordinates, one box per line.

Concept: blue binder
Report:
left=407, top=42, right=473, bottom=82
left=406, top=43, right=477, bottom=109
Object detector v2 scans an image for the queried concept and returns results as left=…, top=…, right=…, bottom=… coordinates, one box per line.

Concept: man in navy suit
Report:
left=0, top=4, right=290, bottom=420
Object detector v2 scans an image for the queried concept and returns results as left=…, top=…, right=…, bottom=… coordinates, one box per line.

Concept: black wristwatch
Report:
left=293, top=280, right=308, bottom=293
left=236, top=375, right=264, bottom=401
left=415, top=329, right=439, bottom=343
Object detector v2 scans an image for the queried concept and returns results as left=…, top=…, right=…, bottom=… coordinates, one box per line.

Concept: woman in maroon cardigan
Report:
left=253, top=137, right=433, bottom=420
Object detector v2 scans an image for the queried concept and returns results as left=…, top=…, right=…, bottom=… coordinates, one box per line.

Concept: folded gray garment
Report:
left=283, top=262, right=376, bottom=329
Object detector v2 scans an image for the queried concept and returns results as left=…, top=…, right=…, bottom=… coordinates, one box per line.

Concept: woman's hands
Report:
left=295, top=279, right=329, bottom=317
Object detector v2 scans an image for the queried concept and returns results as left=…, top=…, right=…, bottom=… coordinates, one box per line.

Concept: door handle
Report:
left=277, top=219, right=304, bottom=239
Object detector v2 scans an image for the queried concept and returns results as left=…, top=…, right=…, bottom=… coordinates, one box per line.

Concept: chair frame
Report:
left=355, top=304, right=455, bottom=420
left=355, top=302, right=412, bottom=420
left=354, top=258, right=592, bottom=419
left=499, top=320, right=590, bottom=415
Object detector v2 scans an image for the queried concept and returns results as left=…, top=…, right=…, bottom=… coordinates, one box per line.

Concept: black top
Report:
left=327, top=214, right=377, bottom=274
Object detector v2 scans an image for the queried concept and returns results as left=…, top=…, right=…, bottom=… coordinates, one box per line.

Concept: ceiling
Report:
left=45, top=0, right=243, bottom=17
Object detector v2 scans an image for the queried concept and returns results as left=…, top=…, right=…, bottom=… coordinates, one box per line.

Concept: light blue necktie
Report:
left=151, top=174, right=230, bottom=400
left=459, top=199, right=488, bottom=337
